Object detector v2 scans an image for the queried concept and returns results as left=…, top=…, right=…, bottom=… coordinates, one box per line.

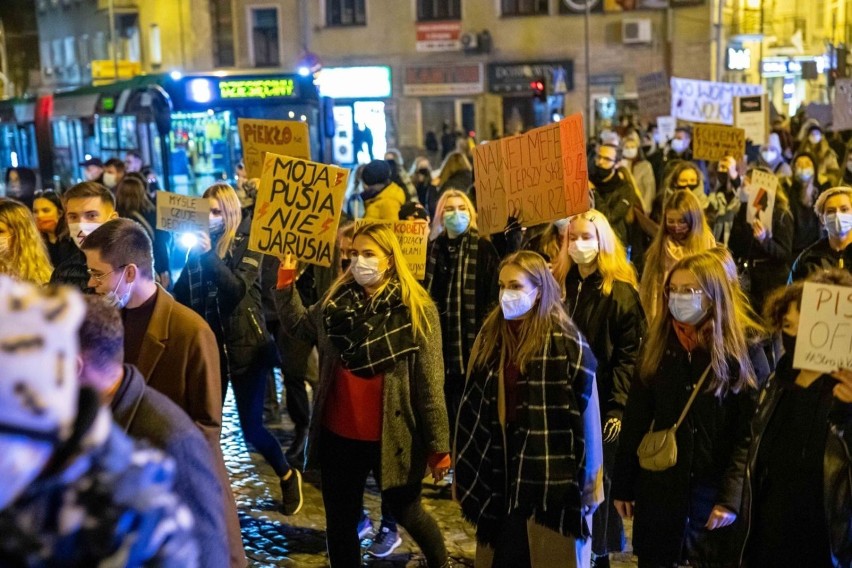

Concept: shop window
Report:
left=417, top=0, right=461, bottom=21
left=326, top=0, right=367, bottom=27
left=210, top=0, right=235, bottom=67
left=502, top=0, right=548, bottom=16
left=250, top=7, right=280, bottom=67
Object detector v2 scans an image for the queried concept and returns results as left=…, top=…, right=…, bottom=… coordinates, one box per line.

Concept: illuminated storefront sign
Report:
left=727, top=47, right=751, bottom=71
left=316, top=67, right=392, bottom=99
left=760, top=56, right=827, bottom=77
left=218, top=79, right=297, bottom=99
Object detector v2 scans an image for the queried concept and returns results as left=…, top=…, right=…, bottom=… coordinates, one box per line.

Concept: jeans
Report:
left=225, top=365, right=290, bottom=477
left=319, top=429, right=447, bottom=568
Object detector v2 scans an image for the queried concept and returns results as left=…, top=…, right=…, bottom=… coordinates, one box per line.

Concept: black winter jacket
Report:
left=740, top=356, right=852, bottom=568
left=592, top=172, right=635, bottom=246
left=564, top=266, right=646, bottom=421
left=48, top=244, right=91, bottom=292
left=789, top=237, right=852, bottom=283
left=612, top=336, right=769, bottom=564
left=174, top=217, right=273, bottom=378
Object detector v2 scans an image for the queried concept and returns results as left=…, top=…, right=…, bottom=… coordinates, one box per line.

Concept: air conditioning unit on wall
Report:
left=623, top=19, right=652, bottom=45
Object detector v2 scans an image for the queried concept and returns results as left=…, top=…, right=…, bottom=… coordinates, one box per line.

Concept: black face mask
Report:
left=675, top=183, right=700, bottom=192
left=781, top=332, right=796, bottom=355
left=591, top=165, right=614, bottom=184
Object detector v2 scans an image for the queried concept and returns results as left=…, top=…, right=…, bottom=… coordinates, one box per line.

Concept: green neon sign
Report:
left=218, top=79, right=296, bottom=99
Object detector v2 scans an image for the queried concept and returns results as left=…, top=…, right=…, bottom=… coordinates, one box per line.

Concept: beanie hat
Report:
left=361, top=160, right=392, bottom=187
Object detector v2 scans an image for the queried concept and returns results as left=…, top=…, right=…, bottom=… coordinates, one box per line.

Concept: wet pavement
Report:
left=222, top=379, right=639, bottom=567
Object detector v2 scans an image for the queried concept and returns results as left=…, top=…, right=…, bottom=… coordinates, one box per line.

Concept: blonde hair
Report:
left=640, top=190, right=714, bottom=318
left=815, top=186, right=852, bottom=216
left=552, top=209, right=638, bottom=296
left=323, top=223, right=434, bottom=338
left=431, top=189, right=478, bottom=241
left=470, top=251, right=576, bottom=373
left=0, top=198, right=53, bottom=285
left=202, top=183, right=242, bottom=259
left=639, top=249, right=764, bottom=397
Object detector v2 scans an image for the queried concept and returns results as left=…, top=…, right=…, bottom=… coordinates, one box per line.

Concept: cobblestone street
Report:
left=222, top=382, right=639, bottom=567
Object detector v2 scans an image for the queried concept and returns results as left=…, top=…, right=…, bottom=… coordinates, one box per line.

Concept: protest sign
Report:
left=745, top=169, right=778, bottom=233
left=670, top=77, right=763, bottom=125
left=238, top=118, right=311, bottom=180
left=734, top=94, right=768, bottom=145
left=793, top=282, right=852, bottom=373
left=354, top=219, right=429, bottom=279
left=637, top=72, right=671, bottom=122
left=473, top=113, right=590, bottom=236
left=833, top=78, right=852, bottom=131
left=249, top=154, right=350, bottom=267
left=692, top=124, right=746, bottom=162
left=155, top=191, right=210, bottom=234
left=656, top=116, right=677, bottom=143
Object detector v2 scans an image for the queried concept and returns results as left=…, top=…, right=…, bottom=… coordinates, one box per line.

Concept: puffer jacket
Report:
left=174, top=216, right=273, bottom=378
left=564, top=265, right=646, bottom=421
left=363, top=182, right=407, bottom=221
left=612, top=336, right=769, bottom=565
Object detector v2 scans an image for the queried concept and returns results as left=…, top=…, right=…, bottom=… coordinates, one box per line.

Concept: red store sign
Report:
left=403, top=64, right=484, bottom=96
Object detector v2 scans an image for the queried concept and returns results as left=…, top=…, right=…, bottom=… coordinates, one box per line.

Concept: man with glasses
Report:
left=589, top=143, right=636, bottom=245
left=80, top=218, right=247, bottom=568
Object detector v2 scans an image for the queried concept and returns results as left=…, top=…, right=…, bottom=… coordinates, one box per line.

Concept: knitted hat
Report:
left=361, top=160, right=392, bottom=186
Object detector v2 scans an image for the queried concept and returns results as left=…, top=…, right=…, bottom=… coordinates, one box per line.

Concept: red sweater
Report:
left=323, top=365, right=384, bottom=442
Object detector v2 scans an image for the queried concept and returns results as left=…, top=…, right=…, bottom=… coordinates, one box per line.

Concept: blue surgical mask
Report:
left=796, top=169, right=814, bottom=184
left=104, top=266, right=132, bottom=309
left=668, top=292, right=708, bottom=326
left=443, top=210, right=471, bottom=238
left=209, top=216, right=225, bottom=235
left=825, top=212, right=852, bottom=238
left=500, top=288, right=538, bottom=320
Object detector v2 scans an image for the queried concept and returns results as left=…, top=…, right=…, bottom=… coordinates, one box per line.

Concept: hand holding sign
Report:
left=831, top=368, right=852, bottom=403
left=745, top=170, right=778, bottom=233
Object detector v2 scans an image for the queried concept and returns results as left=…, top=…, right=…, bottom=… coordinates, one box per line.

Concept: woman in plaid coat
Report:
left=454, top=251, right=604, bottom=568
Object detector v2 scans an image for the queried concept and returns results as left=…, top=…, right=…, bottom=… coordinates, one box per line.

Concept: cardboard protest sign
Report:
left=354, top=219, right=429, bottom=279
left=670, top=77, right=763, bottom=125
left=473, top=113, right=590, bottom=236
left=745, top=169, right=778, bottom=233
left=238, top=118, right=311, bottom=180
left=637, top=72, right=671, bottom=122
left=155, top=191, right=210, bottom=233
left=793, top=282, right=852, bottom=373
left=656, top=116, right=677, bottom=142
left=833, top=78, right=852, bottom=131
left=734, top=94, right=768, bottom=145
left=692, top=124, right=746, bottom=162
left=249, top=154, right=350, bottom=267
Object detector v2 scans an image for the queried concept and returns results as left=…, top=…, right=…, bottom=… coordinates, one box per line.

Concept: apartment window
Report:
left=210, top=0, right=235, bottom=67
left=502, top=0, right=548, bottom=16
left=417, top=0, right=461, bottom=21
left=250, top=7, right=280, bottom=67
left=326, top=0, right=366, bottom=26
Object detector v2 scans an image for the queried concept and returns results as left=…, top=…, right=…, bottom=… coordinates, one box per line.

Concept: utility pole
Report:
left=108, top=0, right=119, bottom=79
left=584, top=0, right=591, bottom=131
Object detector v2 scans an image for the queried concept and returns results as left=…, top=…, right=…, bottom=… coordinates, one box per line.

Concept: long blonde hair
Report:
left=323, top=223, right=434, bottom=338
left=552, top=209, right=638, bottom=296
left=203, top=183, right=242, bottom=259
left=640, top=190, right=714, bottom=318
left=431, top=189, right=478, bottom=241
left=639, top=249, right=763, bottom=397
left=0, top=198, right=53, bottom=285
left=470, top=251, right=576, bottom=373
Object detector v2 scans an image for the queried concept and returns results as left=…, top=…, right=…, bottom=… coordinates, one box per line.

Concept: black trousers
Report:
left=592, top=437, right=626, bottom=556
left=318, top=429, right=447, bottom=568
left=273, top=322, right=313, bottom=430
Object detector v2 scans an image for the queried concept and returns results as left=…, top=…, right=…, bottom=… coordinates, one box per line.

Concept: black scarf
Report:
left=323, top=279, right=417, bottom=377
left=454, top=325, right=597, bottom=546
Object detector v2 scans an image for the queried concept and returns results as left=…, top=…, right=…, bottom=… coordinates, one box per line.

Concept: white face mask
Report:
left=102, top=172, right=117, bottom=189
left=500, top=288, right=538, bottom=320
left=68, top=221, right=102, bottom=248
left=668, top=292, right=708, bottom=326
left=568, top=239, right=599, bottom=265
left=671, top=139, right=689, bottom=154
left=809, top=132, right=823, bottom=145
left=104, top=266, right=132, bottom=309
left=760, top=150, right=778, bottom=164
left=622, top=147, right=638, bottom=160
left=209, top=216, right=225, bottom=235
left=350, top=255, right=386, bottom=288
left=0, top=235, right=9, bottom=255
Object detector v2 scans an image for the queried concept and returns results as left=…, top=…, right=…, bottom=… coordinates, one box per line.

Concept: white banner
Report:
left=670, top=77, right=763, bottom=125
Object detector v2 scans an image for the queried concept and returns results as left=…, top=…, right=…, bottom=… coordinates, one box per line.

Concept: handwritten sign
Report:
left=249, top=154, right=350, bottom=267
left=473, top=113, right=589, bottom=235
left=745, top=169, right=777, bottom=233
left=670, top=77, right=763, bottom=125
left=656, top=116, right=677, bottom=142
left=734, top=94, right=768, bottom=145
left=155, top=191, right=210, bottom=233
left=354, top=219, right=429, bottom=279
left=793, top=282, right=852, bottom=372
left=238, top=118, right=311, bottom=180
left=637, top=72, right=671, bottom=122
left=692, top=124, right=746, bottom=162
left=833, top=79, right=852, bottom=131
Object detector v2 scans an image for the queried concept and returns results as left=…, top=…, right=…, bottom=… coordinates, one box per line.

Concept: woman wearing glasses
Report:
left=0, top=198, right=53, bottom=285
left=612, top=249, right=769, bottom=568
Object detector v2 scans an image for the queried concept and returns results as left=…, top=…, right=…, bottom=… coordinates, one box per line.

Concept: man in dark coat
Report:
left=590, top=144, right=636, bottom=245
left=78, top=295, right=229, bottom=568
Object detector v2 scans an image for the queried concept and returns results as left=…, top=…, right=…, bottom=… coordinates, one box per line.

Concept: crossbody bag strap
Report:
left=673, top=363, right=713, bottom=431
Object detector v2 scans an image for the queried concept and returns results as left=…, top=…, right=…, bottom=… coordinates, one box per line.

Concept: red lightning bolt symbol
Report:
left=320, top=217, right=334, bottom=234
left=335, top=171, right=346, bottom=186
left=257, top=202, right=270, bottom=219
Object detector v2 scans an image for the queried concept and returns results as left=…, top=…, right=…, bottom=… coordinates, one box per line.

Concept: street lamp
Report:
left=563, top=0, right=594, bottom=130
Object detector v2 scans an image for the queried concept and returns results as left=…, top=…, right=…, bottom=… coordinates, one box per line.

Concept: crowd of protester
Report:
left=1, top=113, right=852, bottom=568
